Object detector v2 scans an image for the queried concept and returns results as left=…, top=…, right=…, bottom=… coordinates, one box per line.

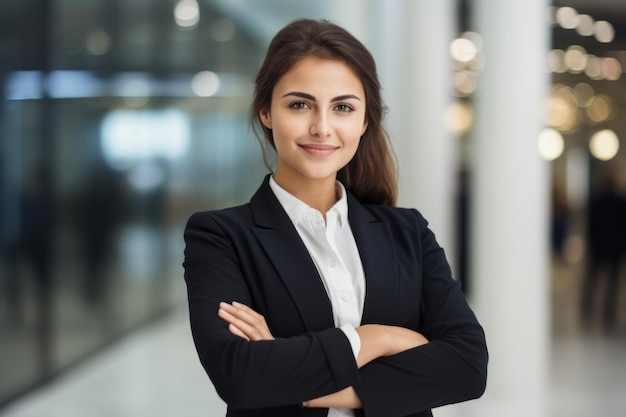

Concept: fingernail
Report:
left=232, top=301, right=241, bottom=307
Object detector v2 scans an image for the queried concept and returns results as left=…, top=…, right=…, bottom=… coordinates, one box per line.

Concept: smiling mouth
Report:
left=299, top=144, right=339, bottom=157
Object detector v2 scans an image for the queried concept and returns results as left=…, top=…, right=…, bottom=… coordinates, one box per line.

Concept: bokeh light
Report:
left=547, top=85, right=580, bottom=132
left=538, top=128, right=565, bottom=161
left=86, top=29, right=112, bottom=56
left=191, top=71, right=220, bottom=97
left=101, top=109, right=190, bottom=170
left=555, top=7, right=578, bottom=29
left=594, top=20, right=615, bottom=43
left=575, top=14, right=595, bottom=36
left=564, top=45, right=587, bottom=73
left=573, top=82, right=594, bottom=107
left=174, top=0, right=200, bottom=28
left=584, top=55, right=603, bottom=80
left=589, top=129, right=619, bottom=161
left=601, top=57, right=622, bottom=81
left=548, top=49, right=567, bottom=73
left=453, top=71, right=477, bottom=97
left=450, top=38, right=478, bottom=63
left=444, top=101, right=473, bottom=135
left=585, top=95, right=614, bottom=123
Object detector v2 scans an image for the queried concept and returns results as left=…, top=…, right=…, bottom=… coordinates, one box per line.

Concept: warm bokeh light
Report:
left=594, top=20, right=615, bottom=43
left=450, top=38, right=478, bottom=63
left=191, top=71, right=220, bottom=97
left=584, top=55, right=603, bottom=80
left=453, top=71, right=477, bottom=96
left=444, top=101, right=473, bottom=135
left=548, top=49, right=567, bottom=73
left=547, top=85, right=580, bottom=132
left=450, top=32, right=483, bottom=99
left=589, top=129, right=620, bottom=161
left=174, top=0, right=200, bottom=28
left=573, top=82, right=594, bottom=107
left=461, top=31, right=483, bottom=51
left=585, top=94, right=614, bottom=123
left=538, top=128, right=565, bottom=161
left=575, top=14, right=595, bottom=36
left=601, top=57, right=622, bottom=81
left=564, top=45, right=587, bottom=73
left=555, top=6, right=578, bottom=29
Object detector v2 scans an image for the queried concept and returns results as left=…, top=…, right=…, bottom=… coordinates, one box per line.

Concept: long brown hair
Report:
left=250, top=18, right=397, bottom=206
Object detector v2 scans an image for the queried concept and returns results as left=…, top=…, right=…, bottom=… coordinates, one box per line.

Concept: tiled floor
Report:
left=1, top=259, right=624, bottom=417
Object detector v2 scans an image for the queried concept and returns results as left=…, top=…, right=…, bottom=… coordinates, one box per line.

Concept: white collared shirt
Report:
left=269, top=177, right=365, bottom=417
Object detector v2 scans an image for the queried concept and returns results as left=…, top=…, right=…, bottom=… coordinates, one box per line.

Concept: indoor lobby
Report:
left=1, top=1, right=625, bottom=416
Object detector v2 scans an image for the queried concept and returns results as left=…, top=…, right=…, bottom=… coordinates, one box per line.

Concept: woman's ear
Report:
left=361, top=119, right=368, bottom=136
left=260, top=109, right=272, bottom=129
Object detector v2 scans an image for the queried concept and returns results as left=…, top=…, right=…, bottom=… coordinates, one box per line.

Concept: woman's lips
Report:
left=299, top=144, right=339, bottom=157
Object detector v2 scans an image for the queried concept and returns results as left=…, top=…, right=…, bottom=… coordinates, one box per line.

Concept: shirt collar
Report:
left=269, top=176, right=349, bottom=229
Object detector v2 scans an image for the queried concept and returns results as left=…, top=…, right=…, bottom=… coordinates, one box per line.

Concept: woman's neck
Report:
left=273, top=174, right=339, bottom=215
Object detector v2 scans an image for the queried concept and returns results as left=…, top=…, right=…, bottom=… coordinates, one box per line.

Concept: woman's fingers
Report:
left=228, top=324, right=250, bottom=341
left=218, top=302, right=275, bottom=341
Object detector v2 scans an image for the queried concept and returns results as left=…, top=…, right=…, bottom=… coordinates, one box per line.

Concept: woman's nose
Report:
left=309, top=112, right=332, bottom=138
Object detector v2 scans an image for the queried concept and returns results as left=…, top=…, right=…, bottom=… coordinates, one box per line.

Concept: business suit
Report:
left=184, top=175, right=488, bottom=417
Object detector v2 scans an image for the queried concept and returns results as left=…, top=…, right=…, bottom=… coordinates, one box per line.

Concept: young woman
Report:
left=184, top=18, right=488, bottom=417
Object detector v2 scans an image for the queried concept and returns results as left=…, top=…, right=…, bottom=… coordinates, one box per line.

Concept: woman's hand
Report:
left=218, top=301, right=275, bottom=341
left=302, top=387, right=362, bottom=409
left=355, top=324, right=429, bottom=368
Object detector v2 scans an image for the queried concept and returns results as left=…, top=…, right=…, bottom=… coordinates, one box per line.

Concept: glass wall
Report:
left=0, top=0, right=273, bottom=405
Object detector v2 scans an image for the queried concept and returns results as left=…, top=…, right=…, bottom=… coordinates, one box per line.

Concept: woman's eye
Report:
left=335, top=104, right=354, bottom=112
left=289, top=101, right=309, bottom=110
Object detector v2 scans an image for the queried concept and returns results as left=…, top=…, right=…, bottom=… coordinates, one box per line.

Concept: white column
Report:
left=393, top=1, right=457, bottom=264
left=468, top=1, right=551, bottom=416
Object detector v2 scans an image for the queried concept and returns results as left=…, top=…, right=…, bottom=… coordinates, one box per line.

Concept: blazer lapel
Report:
left=249, top=176, right=335, bottom=332
left=347, top=193, right=399, bottom=325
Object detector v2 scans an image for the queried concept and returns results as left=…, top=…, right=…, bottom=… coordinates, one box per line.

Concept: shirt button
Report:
left=341, top=293, right=350, bottom=301
left=329, top=260, right=337, bottom=268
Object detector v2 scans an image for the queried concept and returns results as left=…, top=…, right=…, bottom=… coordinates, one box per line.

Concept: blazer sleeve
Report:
left=183, top=211, right=360, bottom=410
left=354, top=209, right=488, bottom=417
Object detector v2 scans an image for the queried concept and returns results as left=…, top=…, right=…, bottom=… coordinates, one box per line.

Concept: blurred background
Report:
left=0, top=0, right=625, bottom=416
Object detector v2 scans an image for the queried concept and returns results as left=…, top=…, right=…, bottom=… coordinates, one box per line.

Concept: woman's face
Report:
left=260, top=56, right=367, bottom=188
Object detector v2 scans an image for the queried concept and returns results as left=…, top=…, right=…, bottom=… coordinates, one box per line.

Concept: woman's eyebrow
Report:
left=332, top=94, right=361, bottom=102
left=281, top=91, right=361, bottom=102
left=281, top=91, right=315, bottom=100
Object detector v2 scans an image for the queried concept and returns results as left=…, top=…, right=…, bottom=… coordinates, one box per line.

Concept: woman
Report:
left=184, top=18, right=488, bottom=417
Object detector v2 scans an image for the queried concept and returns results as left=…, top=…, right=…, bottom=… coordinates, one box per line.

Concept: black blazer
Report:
left=183, top=175, right=487, bottom=417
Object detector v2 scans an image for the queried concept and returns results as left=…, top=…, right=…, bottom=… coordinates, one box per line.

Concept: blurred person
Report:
left=581, top=171, right=626, bottom=330
left=1, top=174, right=22, bottom=325
left=551, top=183, right=569, bottom=261
left=19, top=164, right=55, bottom=372
left=184, top=19, right=488, bottom=417
left=77, top=159, right=126, bottom=305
